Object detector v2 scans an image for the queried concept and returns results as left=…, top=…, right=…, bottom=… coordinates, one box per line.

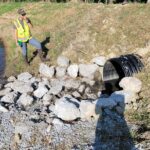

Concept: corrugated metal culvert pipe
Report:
left=103, top=54, right=144, bottom=93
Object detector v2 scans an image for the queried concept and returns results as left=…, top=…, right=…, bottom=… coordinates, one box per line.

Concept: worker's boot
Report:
left=23, top=56, right=30, bottom=66
left=38, top=49, right=50, bottom=62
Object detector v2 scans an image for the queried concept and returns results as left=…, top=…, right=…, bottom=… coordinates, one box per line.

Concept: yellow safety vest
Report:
left=14, top=18, right=32, bottom=42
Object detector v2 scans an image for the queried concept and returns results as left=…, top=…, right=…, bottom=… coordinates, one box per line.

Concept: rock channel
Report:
left=0, top=56, right=149, bottom=150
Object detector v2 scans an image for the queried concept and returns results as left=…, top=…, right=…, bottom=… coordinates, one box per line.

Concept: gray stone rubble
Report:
left=0, top=56, right=149, bottom=150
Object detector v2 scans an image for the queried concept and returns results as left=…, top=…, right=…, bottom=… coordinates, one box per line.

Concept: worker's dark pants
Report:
left=20, top=38, right=42, bottom=56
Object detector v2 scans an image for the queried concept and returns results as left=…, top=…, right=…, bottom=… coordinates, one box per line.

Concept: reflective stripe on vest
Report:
left=14, top=19, right=32, bottom=42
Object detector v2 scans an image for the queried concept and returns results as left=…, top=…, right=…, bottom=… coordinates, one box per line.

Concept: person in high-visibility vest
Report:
left=13, top=9, right=49, bottom=65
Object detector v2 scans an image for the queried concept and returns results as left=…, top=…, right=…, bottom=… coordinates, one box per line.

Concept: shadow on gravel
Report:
left=94, top=93, right=136, bottom=150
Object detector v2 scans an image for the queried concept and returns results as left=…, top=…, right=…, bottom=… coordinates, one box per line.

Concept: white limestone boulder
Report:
left=53, top=96, right=80, bottom=121
left=80, top=100, right=102, bottom=120
left=79, top=64, right=99, bottom=79
left=119, top=77, right=142, bottom=93
left=91, top=56, right=106, bottom=66
left=17, top=94, right=33, bottom=107
left=67, top=64, right=79, bottom=78
left=39, top=63, right=55, bottom=78
left=1, top=92, right=17, bottom=103
left=34, top=85, right=48, bottom=99
left=56, top=66, right=66, bottom=78
left=57, top=56, right=70, bottom=67
left=17, top=72, right=32, bottom=82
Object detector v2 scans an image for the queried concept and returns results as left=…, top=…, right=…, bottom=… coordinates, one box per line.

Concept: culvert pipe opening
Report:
left=103, top=54, right=144, bottom=93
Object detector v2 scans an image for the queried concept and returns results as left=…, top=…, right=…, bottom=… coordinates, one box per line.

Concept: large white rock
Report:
left=91, top=56, right=106, bottom=66
left=119, top=77, right=142, bottom=93
left=17, top=94, right=33, bottom=107
left=57, top=56, right=70, bottom=67
left=94, top=97, right=117, bottom=109
left=67, top=64, right=79, bottom=78
left=42, top=93, right=53, bottom=106
left=80, top=100, right=101, bottom=120
left=56, top=66, right=66, bottom=78
left=110, top=90, right=138, bottom=104
left=49, top=84, right=63, bottom=95
left=28, top=77, right=40, bottom=84
left=54, top=96, right=80, bottom=121
left=72, top=91, right=81, bottom=98
left=7, top=76, right=16, bottom=82
left=79, top=64, right=99, bottom=79
left=81, top=78, right=95, bottom=86
left=17, top=72, right=32, bottom=82
left=0, top=105, right=8, bottom=112
left=0, top=88, right=12, bottom=96
left=64, top=79, right=81, bottom=90
left=52, top=118, right=64, bottom=132
left=78, top=84, right=86, bottom=94
left=10, top=81, right=34, bottom=94
left=34, top=85, right=48, bottom=98
left=39, top=63, right=55, bottom=78
left=50, top=78, right=65, bottom=87
left=1, top=92, right=17, bottom=103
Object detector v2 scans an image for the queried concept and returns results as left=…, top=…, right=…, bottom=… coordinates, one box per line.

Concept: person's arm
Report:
left=26, top=17, right=33, bottom=28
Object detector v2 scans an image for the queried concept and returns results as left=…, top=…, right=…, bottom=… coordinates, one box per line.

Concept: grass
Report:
left=0, top=3, right=25, bottom=15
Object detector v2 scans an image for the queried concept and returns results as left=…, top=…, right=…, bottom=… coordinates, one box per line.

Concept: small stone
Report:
left=72, top=91, right=81, bottom=98
left=0, top=105, right=8, bottom=112
left=49, top=84, right=63, bottom=95
left=80, top=100, right=102, bottom=120
left=10, top=80, right=34, bottom=94
left=17, top=94, right=33, bottom=107
left=52, top=118, right=64, bottom=132
left=81, top=78, right=95, bottom=86
left=39, top=63, right=55, bottom=78
left=79, top=64, right=99, bottom=79
left=1, top=92, right=17, bottom=103
left=7, top=76, right=16, bottom=82
left=91, top=56, right=106, bottom=66
left=17, top=72, right=32, bottom=82
left=56, top=66, right=66, bottom=78
left=78, top=84, right=86, bottom=94
left=0, top=88, right=12, bottom=96
left=52, top=118, right=64, bottom=126
left=46, top=125, right=52, bottom=133
left=57, top=56, right=70, bottom=67
left=67, top=64, right=79, bottom=78
left=85, top=87, right=91, bottom=94
left=87, top=93, right=97, bottom=100
left=42, top=93, right=53, bottom=106
left=64, top=79, right=81, bottom=90
left=34, top=85, right=48, bottom=98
